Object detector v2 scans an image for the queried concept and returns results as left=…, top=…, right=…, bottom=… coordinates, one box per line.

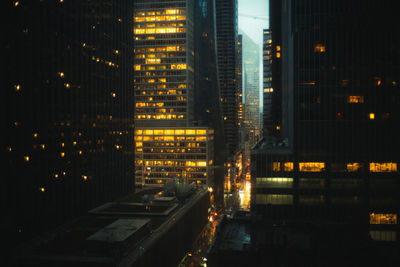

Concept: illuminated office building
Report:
left=135, top=128, right=213, bottom=186
left=252, top=0, right=400, bottom=243
left=134, top=0, right=217, bottom=187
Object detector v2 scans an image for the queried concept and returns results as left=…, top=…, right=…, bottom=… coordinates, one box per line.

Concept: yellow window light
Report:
left=284, top=162, right=294, bottom=171
left=369, top=162, right=397, bottom=172
left=370, top=213, right=397, bottom=224
left=299, top=162, right=325, bottom=172
left=144, top=129, right=153, bottom=135
left=369, top=113, right=375, bottom=120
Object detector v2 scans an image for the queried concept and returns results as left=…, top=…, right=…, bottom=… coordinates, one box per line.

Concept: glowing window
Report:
left=134, top=17, right=145, bottom=22
left=283, top=162, right=293, bottom=172
left=196, top=129, right=206, bottom=135
left=134, top=65, right=141, bottom=71
left=256, top=177, right=293, bottom=188
left=164, top=136, right=174, bottom=141
left=165, top=9, right=179, bottom=14
left=370, top=213, right=397, bottom=224
left=144, top=130, right=154, bottom=135
left=186, top=129, right=196, bottom=135
left=134, top=28, right=145, bottom=34
left=197, top=161, right=207, bottom=167
left=272, top=162, right=281, bottom=172
left=165, top=129, right=174, bottom=135
left=171, top=64, right=186, bottom=70
left=143, top=136, right=153, bottom=141
left=348, top=95, right=364, bottom=103
left=299, top=162, right=325, bottom=172
left=145, top=58, right=161, bottom=64
left=136, top=142, right=143, bottom=147
left=154, top=130, right=164, bottom=135
left=369, top=113, right=375, bottom=120
left=314, top=44, right=326, bottom=53
left=175, top=129, right=185, bottom=135
left=369, top=162, right=397, bottom=172
left=347, top=163, right=362, bottom=172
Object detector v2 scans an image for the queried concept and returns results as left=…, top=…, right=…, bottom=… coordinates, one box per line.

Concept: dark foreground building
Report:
left=15, top=187, right=210, bottom=267
left=252, top=0, right=400, bottom=263
left=3, top=0, right=135, bottom=260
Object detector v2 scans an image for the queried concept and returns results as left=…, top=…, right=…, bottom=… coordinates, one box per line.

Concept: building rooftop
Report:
left=16, top=186, right=208, bottom=266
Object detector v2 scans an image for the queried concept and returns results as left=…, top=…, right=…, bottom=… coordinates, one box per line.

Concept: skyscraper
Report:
left=133, top=0, right=218, bottom=187
left=216, top=0, right=239, bottom=156
left=3, top=0, right=134, bottom=251
left=252, top=0, right=399, bottom=244
left=262, top=29, right=274, bottom=136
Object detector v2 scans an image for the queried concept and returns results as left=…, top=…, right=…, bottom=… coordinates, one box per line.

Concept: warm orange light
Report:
left=314, top=44, right=326, bottom=53
left=369, top=113, right=375, bottom=120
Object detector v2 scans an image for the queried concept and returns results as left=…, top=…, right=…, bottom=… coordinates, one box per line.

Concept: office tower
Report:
left=3, top=0, right=134, bottom=249
left=252, top=0, right=399, bottom=243
left=262, top=29, right=274, bottom=136
left=134, top=0, right=216, bottom=187
left=216, top=0, right=239, bottom=156
left=242, top=33, right=260, bottom=142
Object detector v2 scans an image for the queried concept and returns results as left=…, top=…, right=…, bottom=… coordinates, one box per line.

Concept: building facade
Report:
left=252, top=0, right=400, bottom=243
left=216, top=0, right=239, bottom=156
left=262, top=29, right=274, bottom=136
left=133, top=0, right=219, bottom=188
left=3, top=0, right=135, bottom=250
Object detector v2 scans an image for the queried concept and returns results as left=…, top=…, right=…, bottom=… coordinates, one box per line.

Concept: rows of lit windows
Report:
left=136, top=136, right=207, bottom=143
left=135, top=9, right=186, bottom=17
left=136, top=90, right=186, bottom=96
left=136, top=76, right=186, bottom=84
left=135, top=22, right=186, bottom=29
left=256, top=177, right=293, bottom=188
left=138, top=160, right=207, bottom=167
left=135, top=53, right=186, bottom=59
left=134, top=15, right=186, bottom=22
left=141, top=148, right=206, bottom=154
left=134, top=28, right=186, bottom=34
left=136, top=129, right=207, bottom=135
left=369, top=213, right=397, bottom=224
left=271, top=162, right=397, bottom=172
left=134, top=46, right=186, bottom=53
left=136, top=114, right=185, bottom=120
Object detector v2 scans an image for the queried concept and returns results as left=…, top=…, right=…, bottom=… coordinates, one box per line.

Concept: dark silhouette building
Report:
left=252, top=0, right=400, bottom=248
left=262, top=29, right=274, bottom=136
left=216, top=0, right=239, bottom=156
left=3, top=0, right=135, bottom=255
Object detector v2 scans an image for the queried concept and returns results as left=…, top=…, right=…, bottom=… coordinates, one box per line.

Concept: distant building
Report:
left=3, top=0, right=135, bottom=250
left=242, top=32, right=261, bottom=142
left=252, top=0, right=400, bottom=243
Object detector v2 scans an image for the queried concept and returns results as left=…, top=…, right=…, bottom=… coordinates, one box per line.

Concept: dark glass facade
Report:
left=216, top=0, right=239, bottom=156
left=3, top=0, right=134, bottom=250
left=252, top=0, right=399, bottom=242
